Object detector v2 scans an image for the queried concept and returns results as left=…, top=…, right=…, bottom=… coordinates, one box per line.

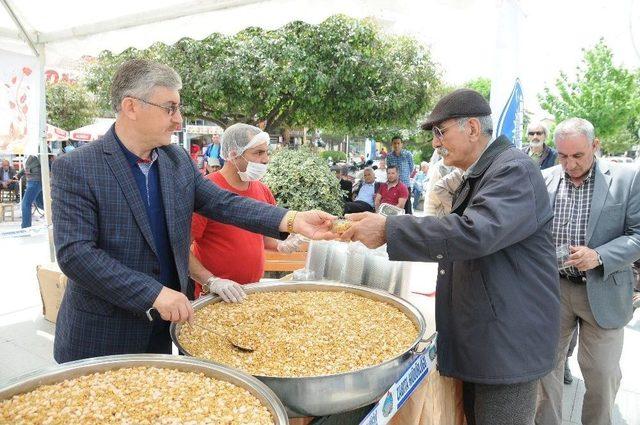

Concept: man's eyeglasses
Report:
left=528, top=131, right=544, bottom=136
left=129, top=96, right=182, bottom=116
left=432, top=121, right=460, bottom=140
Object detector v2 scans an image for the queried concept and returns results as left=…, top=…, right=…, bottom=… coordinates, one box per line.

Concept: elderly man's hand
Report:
left=565, top=245, right=600, bottom=271
left=340, top=212, right=387, bottom=248
left=292, top=210, right=337, bottom=240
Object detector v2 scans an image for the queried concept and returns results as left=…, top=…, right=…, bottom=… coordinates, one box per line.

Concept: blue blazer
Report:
left=51, top=127, right=287, bottom=363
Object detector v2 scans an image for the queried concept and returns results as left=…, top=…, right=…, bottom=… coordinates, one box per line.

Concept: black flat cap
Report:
left=421, top=88, right=491, bottom=130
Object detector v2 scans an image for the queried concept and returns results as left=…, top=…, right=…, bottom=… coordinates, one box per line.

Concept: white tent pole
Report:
left=2, top=0, right=55, bottom=260
left=37, top=44, right=55, bottom=262
left=0, top=0, right=38, bottom=56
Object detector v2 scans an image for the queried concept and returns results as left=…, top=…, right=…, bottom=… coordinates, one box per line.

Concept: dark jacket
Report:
left=339, top=178, right=353, bottom=203
left=386, top=136, right=560, bottom=384
left=521, top=143, right=557, bottom=170
left=51, top=127, right=287, bottom=362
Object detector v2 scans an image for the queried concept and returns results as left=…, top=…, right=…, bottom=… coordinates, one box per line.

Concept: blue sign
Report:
left=495, top=79, right=524, bottom=147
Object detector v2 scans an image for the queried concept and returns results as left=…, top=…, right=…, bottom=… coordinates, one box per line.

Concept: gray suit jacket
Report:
left=543, top=160, right=640, bottom=329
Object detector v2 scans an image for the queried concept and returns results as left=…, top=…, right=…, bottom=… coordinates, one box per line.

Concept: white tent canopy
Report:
left=69, top=118, right=115, bottom=142
left=0, top=0, right=389, bottom=63
left=46, top=123, right=68, bottom=142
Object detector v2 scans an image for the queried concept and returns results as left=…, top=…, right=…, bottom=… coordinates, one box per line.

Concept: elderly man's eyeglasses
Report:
left=129, top=96, right=182, bottom=116
left=528, top=131, right=544, bottom=136
left=432, top=121, right=460, bottom=140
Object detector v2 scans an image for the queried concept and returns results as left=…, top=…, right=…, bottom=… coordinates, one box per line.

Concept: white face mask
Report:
left=236, top=156, right=268, bottom=181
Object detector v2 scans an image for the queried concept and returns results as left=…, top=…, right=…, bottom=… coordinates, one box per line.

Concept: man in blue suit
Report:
left=535, top=118, right=640, bottom=425
left=51, top=59, right=334, bottom=363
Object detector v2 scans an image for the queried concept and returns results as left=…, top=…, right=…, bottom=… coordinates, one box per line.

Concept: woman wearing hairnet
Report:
left=188, top=123, right=302, bottom=302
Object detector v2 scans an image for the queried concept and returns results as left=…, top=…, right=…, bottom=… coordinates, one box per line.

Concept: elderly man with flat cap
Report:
left=341, top=89, right=560, bottom=425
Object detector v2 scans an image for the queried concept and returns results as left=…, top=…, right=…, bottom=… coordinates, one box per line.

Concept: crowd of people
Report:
left=335, top=140, right=431, bottom=216
left=30, top=58, right=638, bottom=425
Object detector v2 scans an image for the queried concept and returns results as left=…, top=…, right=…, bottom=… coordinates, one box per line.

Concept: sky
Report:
left=381, top=0, right=640, bottom=117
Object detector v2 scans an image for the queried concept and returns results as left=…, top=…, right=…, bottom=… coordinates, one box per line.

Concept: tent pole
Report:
left=36, top=44, right=55, bottom=262
left=0, top=0, right=39, bottom=56
left=2, top=0, right=55, bottom=260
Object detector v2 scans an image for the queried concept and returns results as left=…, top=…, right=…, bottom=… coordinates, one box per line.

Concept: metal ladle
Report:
left=188, top=322, right=255, bottom=353
left=145, top=307, right=255, bottom=352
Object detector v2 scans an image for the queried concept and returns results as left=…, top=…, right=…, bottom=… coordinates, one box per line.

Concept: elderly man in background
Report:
left=535, top=118, right=640, bottom=425
left=0, top=159, right=17, bottom=191
left=345, top=167, right=378, bottom=213
left=51, top=59, right=334, bottom=363
left=342, top=89, right=559, bottom=425
left=522, top=121, right=557, bottom=170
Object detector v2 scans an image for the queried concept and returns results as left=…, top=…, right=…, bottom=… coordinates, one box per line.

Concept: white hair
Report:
left=554, top=118, right=595, bottom=143
left=527, top=121, right=549, bottom=136
left=458, top=116, right=493, bottom=137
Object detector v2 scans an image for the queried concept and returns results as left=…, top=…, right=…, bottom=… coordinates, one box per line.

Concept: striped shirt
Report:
left=551, top=164, right=596, bottom=277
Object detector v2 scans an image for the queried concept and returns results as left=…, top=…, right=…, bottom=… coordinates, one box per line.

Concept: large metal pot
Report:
left=171, top=281, right=429, bottom=417
left=0, top=354, right=288, bottom=424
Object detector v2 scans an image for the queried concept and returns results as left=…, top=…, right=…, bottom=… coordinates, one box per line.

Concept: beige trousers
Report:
left=536, top=278, right=624, bottom=425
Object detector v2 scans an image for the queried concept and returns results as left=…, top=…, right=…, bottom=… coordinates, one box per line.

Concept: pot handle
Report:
left=412, top=331, right=437, bottom=355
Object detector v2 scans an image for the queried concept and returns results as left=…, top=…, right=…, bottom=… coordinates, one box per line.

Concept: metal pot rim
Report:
left=171, top=281, right=427, bottom=379
left=0, top=354, right=289, bottom=424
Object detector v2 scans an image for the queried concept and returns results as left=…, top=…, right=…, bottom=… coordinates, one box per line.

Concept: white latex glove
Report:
left=204, top=277, right=247, bottom=303
left=277, top=234, right=304, bottom=253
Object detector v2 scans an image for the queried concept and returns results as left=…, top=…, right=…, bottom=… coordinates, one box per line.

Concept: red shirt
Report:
left=378, top=181, right=409, bottom=206
left=191, top=172, right=276, bottom=297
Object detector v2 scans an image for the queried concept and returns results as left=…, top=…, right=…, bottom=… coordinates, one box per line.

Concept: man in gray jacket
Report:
left=535, top=118, right=640, bottom=425
left=342, top=89, right=560, bottom=425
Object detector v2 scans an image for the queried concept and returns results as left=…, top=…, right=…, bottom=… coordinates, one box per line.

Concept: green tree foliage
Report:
left=85, top=15, right=442, bottom=134
left=463, top=77, right=491, bottom=101
left=539, top=40, right=640, bottom=153
left=319, top=150, right=347, bottom=162
left=263, top=147, right=343, bottom=215
left=46, top=81, right=97, bottom=130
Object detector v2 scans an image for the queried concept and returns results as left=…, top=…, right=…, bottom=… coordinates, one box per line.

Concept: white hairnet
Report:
left=220, top=123, right=270, bottom=160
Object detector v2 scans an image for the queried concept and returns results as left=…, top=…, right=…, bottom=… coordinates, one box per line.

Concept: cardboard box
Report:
left=36, top=263, right=68, bottom=323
